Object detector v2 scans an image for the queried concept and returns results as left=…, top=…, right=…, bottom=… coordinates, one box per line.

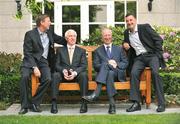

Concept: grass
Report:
left=0, top=113, right=179, bottom=124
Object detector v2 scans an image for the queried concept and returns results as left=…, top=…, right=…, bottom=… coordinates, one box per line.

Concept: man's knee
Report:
left=21, top=73, right=31, bottom=82
left=52, top=72, right=61, bottom=84
left=52, top=72, right=61, bottom=79
left=79, top=71, right=87, bottom=77
left=108, top=70, right=115, bottom=77
left=151, top=69, right=159, bottom=77
left=78, top=72, right=88, bottom=80
left=131, top=69, right=141, bottom=77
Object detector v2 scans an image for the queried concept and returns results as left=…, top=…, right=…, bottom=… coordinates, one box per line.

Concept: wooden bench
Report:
left=31, top=46, right=151, bottom=108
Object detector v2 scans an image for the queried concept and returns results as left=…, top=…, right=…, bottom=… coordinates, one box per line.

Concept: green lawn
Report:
left=0, top=113, right=179, bottom=124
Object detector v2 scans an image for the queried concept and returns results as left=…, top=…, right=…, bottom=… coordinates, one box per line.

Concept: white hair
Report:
left=64, top=29, right=77, bottom=38
left=101, top=28, right=112, bottom=36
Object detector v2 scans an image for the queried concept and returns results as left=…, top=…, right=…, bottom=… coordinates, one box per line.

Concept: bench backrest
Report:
left=78, top=45, right=147, bottom=81
left=78, top=46, right=97, bottom=81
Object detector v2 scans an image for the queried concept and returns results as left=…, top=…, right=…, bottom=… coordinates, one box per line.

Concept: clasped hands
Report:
left=108, top=59, right=117, bottom=69
left=63, top=69, right=77, bottom=81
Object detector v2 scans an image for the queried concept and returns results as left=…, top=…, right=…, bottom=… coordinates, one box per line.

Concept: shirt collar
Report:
left=104, top=43, right=112, bottom=49
left=67, top=44, right=76, bottom=49
left=37, top=28, right=47, bottom=35
left=128, top=24, right=138, bottom=34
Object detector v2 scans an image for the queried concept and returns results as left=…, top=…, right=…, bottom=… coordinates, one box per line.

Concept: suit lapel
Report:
left=47, top=30, right=54, bottom=48
left=71, top=46, right=78, bottom=65
left=101, top=45, right=109, bottom=58
left=138, top=25, right=143, bottom=43
left=111, top=45, right=116, bottom=58
left=125, top=30, right=130, bottom=43
left=63, top=46, right=71, bottom=65
left=33, top=28, right=43, bottom=48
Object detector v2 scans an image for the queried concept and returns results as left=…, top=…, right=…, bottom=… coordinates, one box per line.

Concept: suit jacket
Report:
left=55, top=45, right=87, bottom=75
left=93, top=45, right=128, bottom=81
left=123, top=24, right=166, bottom=73
left=21, top=28, right=66, bottom=72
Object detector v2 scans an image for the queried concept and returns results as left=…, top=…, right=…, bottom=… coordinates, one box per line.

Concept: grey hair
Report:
left=64, top=29, right=77, bottom=38
left=101, top=28, right=112, bottom=36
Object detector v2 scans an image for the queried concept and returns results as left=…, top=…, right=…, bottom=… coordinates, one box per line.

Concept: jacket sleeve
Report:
left=74, top=49, right=87, bottom=74
left=53, top=31, right=67, bottom=46
left=116, top=47, right=128, bottom=70
left=93, top=50, right=101, bottom=72
left=93, top=49, right=109, bottom=72
left=145, top=24, right=163, bottom=58
left=55, top=48, right=64, bottom=73
left=23, top=31, right=37, bottom=68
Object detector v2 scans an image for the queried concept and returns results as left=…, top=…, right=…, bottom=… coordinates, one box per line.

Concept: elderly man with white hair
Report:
left=50, top=29, right=88, bottom=114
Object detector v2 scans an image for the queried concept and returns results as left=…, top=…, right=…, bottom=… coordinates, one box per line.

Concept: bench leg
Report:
left=145, top=89, right=151, bottom=109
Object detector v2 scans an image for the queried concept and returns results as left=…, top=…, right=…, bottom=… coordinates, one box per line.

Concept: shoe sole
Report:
left=126, top=108, right=141, bottom=112
left=82, top=97, right=95, bottom=103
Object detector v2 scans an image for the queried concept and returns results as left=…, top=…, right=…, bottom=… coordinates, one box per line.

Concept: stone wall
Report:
left=0, top=0, right=30, bottom=53
left=138, top=0, right=180, bottom=27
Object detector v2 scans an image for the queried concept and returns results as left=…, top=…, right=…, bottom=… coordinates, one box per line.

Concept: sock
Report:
left=109, top=97, right=115, bottom=105
left=94, top=83, right=102, bottom=97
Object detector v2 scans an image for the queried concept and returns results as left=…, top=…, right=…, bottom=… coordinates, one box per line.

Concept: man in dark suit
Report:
left=50, top=29, right=88, bottom=114
left=19, top=14, right=66, bottom=114
left=123, top=14, right=166, bottom=112
left=83, top=28, right=128, bottom=114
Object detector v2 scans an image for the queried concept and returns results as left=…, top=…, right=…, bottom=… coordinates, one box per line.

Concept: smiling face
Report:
left=102, top=28, right=112, bottom=45
left=65, top=29, right=77, bottom=46
left=125, top=15, right=137, bottom=32
left=40, top=17, right=51, bottom=31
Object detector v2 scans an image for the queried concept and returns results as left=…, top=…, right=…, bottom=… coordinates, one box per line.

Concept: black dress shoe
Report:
left=82, top=92, right=98, bottom=102
left=18, top=108, right=28, bottom=114
left=108, top=104, right=116, bottom=114
left=51, top=101, right=58, bottom=114
left=80, top=103, right=88, bottom=113
left=31, top=104, right=42, bottom=112
left=126, top=102, right=141, bottom=112
left=156, top=105, right=165, bottom=112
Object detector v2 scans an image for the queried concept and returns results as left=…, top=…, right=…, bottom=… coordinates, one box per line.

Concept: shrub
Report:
left=0, top=52, right=22, bottom=103
left=154, top=26, right=180, bottom=72
left=165, top=94, right=180, bottom=106
left=160, top=72, right=180, bottom=95
left=81, top=26, right=125, bottom=46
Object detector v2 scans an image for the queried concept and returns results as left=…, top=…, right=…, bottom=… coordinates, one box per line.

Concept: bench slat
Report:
left=59, top=81, right=146, bottom=91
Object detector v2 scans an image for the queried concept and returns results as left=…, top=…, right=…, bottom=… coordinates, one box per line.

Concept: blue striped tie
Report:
left=106, top=46, right=111, bottom=58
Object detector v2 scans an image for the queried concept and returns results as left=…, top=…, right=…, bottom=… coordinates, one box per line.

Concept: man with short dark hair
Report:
left=19, top=14, right=66, bottom=114
left=123, top=14, right=166, bottom=112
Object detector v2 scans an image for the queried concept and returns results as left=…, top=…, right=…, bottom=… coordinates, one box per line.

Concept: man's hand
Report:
left=123, top=42, right=130, bottom=50
left=108, top=59, right=117, bottom=68
left=63, top=69, right=77, bottom=81
left=33, top=67, right=41, bottom=77
left=63, top=69, right=68, bottom=77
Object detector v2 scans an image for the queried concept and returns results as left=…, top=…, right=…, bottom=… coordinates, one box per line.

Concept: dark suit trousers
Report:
left=51, top=71, right=88, bottom=100
left=130, top=54, right=165, bottom=105
left=95, top=63, right=119, bottom=97
left=20, top=57, right=51, bottom=109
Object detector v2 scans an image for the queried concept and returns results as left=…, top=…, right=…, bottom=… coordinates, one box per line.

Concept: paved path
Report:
left=0, top=103, right=179, bottom=116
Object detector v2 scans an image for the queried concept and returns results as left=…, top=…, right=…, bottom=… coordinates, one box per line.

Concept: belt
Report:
left=138, top=52, right=154, bottom=56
